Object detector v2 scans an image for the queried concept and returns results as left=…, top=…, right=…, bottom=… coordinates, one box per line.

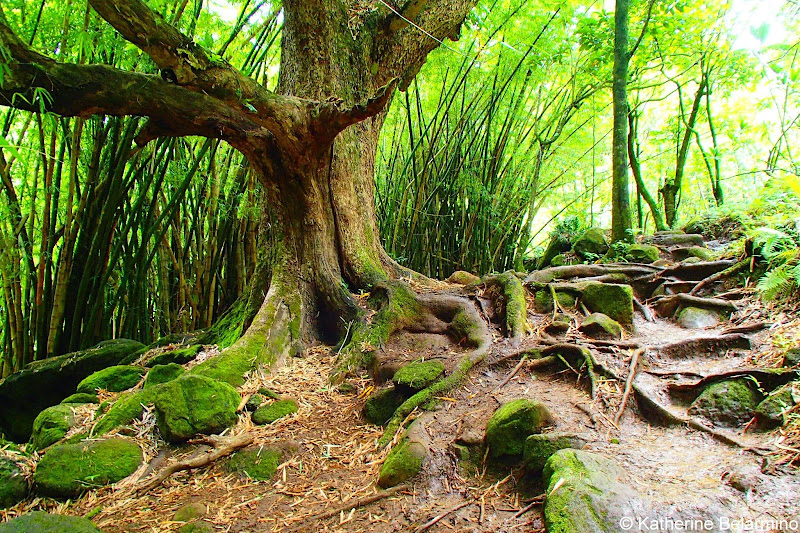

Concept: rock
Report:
left=392, top=360, right=445, bottom=391
left=258, top=387, right=281, bottom=400
left=76, top=365, right=145, bottom=394
left=0, top=512, right=102, bottom=532
left=34, top=438, right=142, bottom=498
left=363, top=388, right=408, bottom=426
left=539, top=234, right=573, bottom=269
left=446, top=271, right=480, bottom=285
left=578, top=313, right=622, bottom=340
left=625, top=244, right=660, bottom=263
left=533, top=289, right=576, bottom=313
left=685, top=246, right=714, bottom=261
left=244, top=393, right=266, bottom=412
left=677, top=307, right=721, bottom=329
left=224, top=445, right=286, bottom=480
left=550, top=254, right=579, bottom=267
left=544, top=314, right=571, bottom=335
left=644, top=232, right=705, bottom=247
left=153, top=375, right=240, bottom=442
left=754, top=383, right=797, bottom=429
left=92, top=389, right=155, bottom=436
left=572, top=228, right=609, bottom=259
left=523, top=433, right=587, bottom=473
left=682, top=256, right=703, bottom=264
left=178, top=520, right=214, bottom=533
left=688, top=379, right=761, bottom=427
left=145, top=345, right=203, bottom=367
left=378, top=420, right=429, bottom=488
left=783, top=348, right=800, bottom=368
left=60, top=393, right=99, bottom=405
left=543, top=449, right=641, bottom=533
left=143, top=363, right=185, bottom=389
left=251, top=400, right=298, bottom=425
left=580, top=282, right=634, bottom=326
left=0, top=456, right=27, bottom=508
left=0, top=339, right=144, bottom=442
left=173, top=502, right=206, bottom=522
left=31, top=405, right=75, bottom=450
left=485, top=399, right=554, bottom=459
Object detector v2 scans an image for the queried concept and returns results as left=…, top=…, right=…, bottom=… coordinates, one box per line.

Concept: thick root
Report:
left=481, top=271, right=531, bottom=343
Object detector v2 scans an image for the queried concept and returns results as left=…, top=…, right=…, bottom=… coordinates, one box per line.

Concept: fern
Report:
left=751, top=226, right=800, bottom=301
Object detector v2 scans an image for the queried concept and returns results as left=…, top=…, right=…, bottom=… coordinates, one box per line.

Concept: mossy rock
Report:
left=539, top=233, right=573, bottom=269
left=251, top=400, right=298, bottom=425
left=153, top=375, right=240, bottom=442
left=0, top=339, right=144, bottom=443
left=378, top=435, right=426, bottom=488
left=625, top=244, right=660, bottom=264
left=534, top=289, right=577, bottom=314
left=146, top=345, right=203, bottom=367
left=580, top=282, right=634, bottom=326
left=677, top=307, right=721, bottom=329
left=178, top=520, right=214, bottom=533
left=34, top=438, right=142, bottom=498
left=0, top=512, right=102, bottom=532
left=550, top=254, right=577, bottom=267
left=392, top=360, right=445, bottom=391
left=76, top=365, right=145, bottom=394
left=60, top=393, right=99, bottom=405
left=224, top=445, right=285, bottom=481
left=523, top=433, right=587, bottom=473
left=485, top=399, right=554, bottom=459
left=31, top=405, right=75, bottom=450
left=92, top=389, right=155, bottom=436
left=783, top=349, right=800, bottom=368
left=578, top=313, right=622, bottom=340
left=173, top=502, right=206, bottom=522
left=363, top=388, right=408, bottom=426
left=446, top=270, right=481, bottom=285
left=143, top=363, right=185, bottom=389
left=688, top=379, right=761, bottom=427
left=244, top=393, right=266, bottom=412
left=542, top=449, right=640, bottom=533
left=572, top=228, right=609, bottom=259
left=682, top=256, right=703, bottom=264
left=685, top=246, right=714, bottom=261
left=0, top=456, right=27, bottom=508
left=754, top=383, right=797, bottom=429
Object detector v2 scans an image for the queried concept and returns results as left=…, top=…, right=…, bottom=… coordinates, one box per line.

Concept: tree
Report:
left=0, top=0, right=477, bottom=377
left=610, top=0, right=633, bottom=242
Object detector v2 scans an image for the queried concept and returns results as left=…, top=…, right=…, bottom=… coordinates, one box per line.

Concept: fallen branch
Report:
left=634, top=297, right=654, bottom=322
left=614, top=348, right=644, bottom=424
left=495, top=355, right=528, bottom=391
left=509, top=494, right=545, bottom=519
left=689, top=259, right=749, bottom=295
left=288, top=483, right=410, bottom=530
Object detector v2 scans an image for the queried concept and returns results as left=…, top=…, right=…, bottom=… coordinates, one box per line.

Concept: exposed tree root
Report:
left=480, top=271, right=531, bottom=344
left=649, top=293, right=738, bottom=318
left=614, top=348, right=644, bottom=424
left=656, top=334, right=751, bottom=359
left=654, top=260, right=738, bottom=282
left=721, top=321, right=770, bottom=335
left=525, top=264, right=661, bottom=284
left=667, top=368, right=800, bottom=397
left=689, top=259, right=750, bottom=295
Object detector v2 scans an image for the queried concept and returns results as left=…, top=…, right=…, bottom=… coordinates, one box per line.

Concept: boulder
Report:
left=30, top=404, right=76, bottom=450
left=76, top=365, right=145, bottom=394
left=578, top=313, right=622, bottom=340
left=224, top=444, right=289, bottom=481
left=533, top=289, right=576, bottom=314
left=0, top=456, right=27, bottom=508
left=378, top=420, right=429, bottom=488
left=92, top=389, right=155, bottom=436
left=34, top=438, right=142, bottom=498
left=251, top=400, right=298, bottom=425
left=446, top=271, right=480, bottom=285
left=363, top=388, right=408, bottom=426
left=0, top=512, right=102, bottom=532
left=783, top=348, right=800, bottom=368
left=625, top=244, right=660, bottom=263
left=392, top=360, right=445, bottom=391
left=60, top=393, right=99, bottom=405
left=572, top=228, right=609, bottom=259
left=143, top=363, right=185, bottom=389
left=173, top=502, right=206, bottom=522
left=145, top=345, right=203, bottom=367
left=543, top=449, right=641, bottom=533
left=688, top=379, right=761, bottom=427
left=677, top=307, right=721, bottom=329
left=539, top=233, right=573, bottom=269
left=485, top=399, right=554, bottom=459
left=0, top=339, right=144, bottom=442
left=544, top=314, right=571, bottom=335
left=644, top=232, right=704, bottom=247
left=684, top=246, right=714, bottom=261
left=580, top=282, right=634, bottom=326
left=754, top=383, right=797, bottom=429
left=153, top=375, right=240, bottom=442
left=523, top=433, right=587, bottom=473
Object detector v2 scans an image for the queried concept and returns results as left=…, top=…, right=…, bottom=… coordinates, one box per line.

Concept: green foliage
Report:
left=752, top=226, right=800, bottom=301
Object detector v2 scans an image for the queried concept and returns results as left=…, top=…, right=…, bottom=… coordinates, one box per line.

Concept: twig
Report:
left=614, top=348, right=644, bottom=424
left=414, top=500, right=475, bottom=533
left=510, top=494, right=545, bottom=519
left=495, top=355, right=528, bottom=391
left=633, top=297, right=654, bottom=322
left=288, top=483, right=410, bottom=530
left=689, top=259, right=749, bottom=295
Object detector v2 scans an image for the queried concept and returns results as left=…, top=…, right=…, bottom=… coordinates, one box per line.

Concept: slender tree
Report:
left=611, top=0, right=633, bottom=242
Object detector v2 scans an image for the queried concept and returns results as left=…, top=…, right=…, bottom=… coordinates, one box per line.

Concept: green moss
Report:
left=489, top=271, right=528, bottom=339
left=204, top=299, right=248, bottom=349
left=76, top=366, right=145, bottom=394
left=173, top=502, right=206, bottom=522
left=625, top=244, right=660, bottom=263
left=60, top=393, right=99, bottom=405
left=377, top=436, right=426, bottom=488
left=153, top=375, right=240, bottom=442
left=523, top=433, right=586, bottom=473
left=392, top=360, right=445, bottom=391
left=245, top=393, right=266, bottom=412
left=580, top=282, right=634, bottom=326
left=33, top=438, right=142, bottom=498
left=485, top=399, right=554, bottom=459
left=224, top=446, right=283, bottom=481
left=143, top=363, right=185, bottom=389
left=533, top=288, right=576, bottom=314
left=572, top=227, right=609, bottom=259
left=783, top=349, right=800, bottom=368
left=686, top=246, right=714, bottom=261
left=578, top=313, right=622, bottom=340
left=0, top=456, right=27, bottom=508
left=688, top=379, right=761, bottom=427
left=448, top=309, right=485, bottom=347
left=146, top=345, right=202, bottom=367
left=92, top=389, right=155, bottom=436
left=251, top=400, right=297, bottom=425
left=363, top=388, right=408, bottom=425
left=31, top=405, right=75, bottom=450
left=754, top=383, right=797, bottom=428
left=0, top=512, right=101, bottom=532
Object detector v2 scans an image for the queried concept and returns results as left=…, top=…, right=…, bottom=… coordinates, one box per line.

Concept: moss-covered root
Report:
left=378, top=296, right=491, bottom=449
left=481, top=271, right=531, bottom=343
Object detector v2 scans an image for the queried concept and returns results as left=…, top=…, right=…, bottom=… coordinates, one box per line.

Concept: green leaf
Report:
left=0, top=136, right=21, bottom=160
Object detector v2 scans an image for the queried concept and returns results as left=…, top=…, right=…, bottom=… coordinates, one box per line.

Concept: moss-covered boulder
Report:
left=578, top=313, right=622, bottom=340
left=30, top=405, right=75, bottom=450
left=538, top=234, right=573, bottom=269
left=572, top=228, right=609, bottom=260
left=446, top=271, right=481, bottom=285
left=224, top=445, right=287, bottom=480
left=677, top=307, right=721, bottom=329
left=523, top=433, right=587, bottom=473
left=0, top=512, right=102, bottom=532
left=625, top=244, right=660, bottom=263
left=783, top=349, right=800, bottom=368
left=580, top=282, right=634, bottom=326
left=543, top=449, right=640, bottom=533
left=685, top=246, right=714, bottom=261
left=34, top=438, right=142, bottom=498
left=363, top=388, right=408, bottom=426
left=0, top=339, right=144, bottom=443
left=92, top=389, right=155, bottom=436
left=251, top=400, right=298, bottom=425
left=76, top=365, right=145, bottom=394
left=153, top=375, right=240, bottom=442
left=244, top=393, right=266, bottom=412
left=688, top=379, right=761, bottom=427
left=0, top=456, right=27, bottom=508
left=392, top=360, right=445, bottom=391
left=544, top=314, right=571, bottom=335
left=143, top=363, right=185, bottom=389
left=60, top=393, right=99, bottom=405
left=754, top=383, right=797, bottom=429
left=485, top=399, right=554, bottom=459
left=378, top=421, right=429, bottom=488
left=645, top=232, right=704, bottom=247
left=145, top=345, right=203, bottom=367
left=533, top=288, right=577, bottom=314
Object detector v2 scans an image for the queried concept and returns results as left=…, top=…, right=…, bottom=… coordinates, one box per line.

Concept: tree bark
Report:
left=611, top=0, right=633, bottom=242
